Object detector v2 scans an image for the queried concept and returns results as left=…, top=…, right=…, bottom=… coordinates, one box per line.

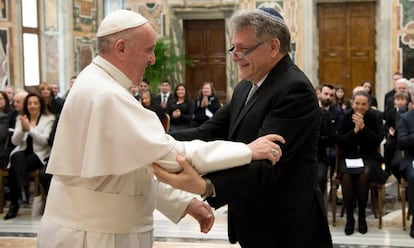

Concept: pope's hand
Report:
left=185, top=198, right=214, bottom=233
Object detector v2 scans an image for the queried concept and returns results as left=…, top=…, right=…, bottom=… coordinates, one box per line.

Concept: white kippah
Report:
left=96, top=9, right=148, bottom=38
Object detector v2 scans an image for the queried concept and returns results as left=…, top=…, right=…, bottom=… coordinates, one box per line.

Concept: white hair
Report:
left=396, top=77, right=409, bottom=86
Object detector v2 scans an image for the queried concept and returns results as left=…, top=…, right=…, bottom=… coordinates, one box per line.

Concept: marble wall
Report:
left=397, top=0, right=414, bottom=79
left=0, top=0, right=413, bottom=102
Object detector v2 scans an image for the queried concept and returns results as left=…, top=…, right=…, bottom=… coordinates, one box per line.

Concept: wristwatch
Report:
left=201, top=178, right=216, bottom=198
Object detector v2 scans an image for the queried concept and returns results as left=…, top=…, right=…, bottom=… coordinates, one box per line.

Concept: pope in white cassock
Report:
left=36, top=9, right=282, bottom=248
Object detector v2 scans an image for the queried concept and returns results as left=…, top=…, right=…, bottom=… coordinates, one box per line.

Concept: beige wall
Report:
left=0, top=0, right=413, bottom=106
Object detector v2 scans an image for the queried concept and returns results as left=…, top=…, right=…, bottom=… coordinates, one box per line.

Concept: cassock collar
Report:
left=93, top=56, right=132, bottom=91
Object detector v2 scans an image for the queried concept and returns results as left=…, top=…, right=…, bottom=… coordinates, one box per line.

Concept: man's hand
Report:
left=185, top=198, right=215, bottom=233
left=247, top=134, right=285, bottom=165
left=153, top=154, right=206, bottom=195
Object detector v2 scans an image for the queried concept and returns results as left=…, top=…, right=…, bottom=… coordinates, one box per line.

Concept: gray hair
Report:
left=230, top=10, right=291, bottom=54
left=97, top=30, right=133, bottom=54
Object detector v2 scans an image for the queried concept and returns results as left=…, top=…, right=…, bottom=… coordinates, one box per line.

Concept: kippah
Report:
left=96, top=10, right=148, bottom=37
left=255, top=7, right=286, bottom=25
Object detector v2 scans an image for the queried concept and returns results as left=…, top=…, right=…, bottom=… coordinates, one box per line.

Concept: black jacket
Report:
left=171, top=55, right=332, bottom=248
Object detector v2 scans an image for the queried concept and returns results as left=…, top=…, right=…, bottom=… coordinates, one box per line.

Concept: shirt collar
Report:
left=255, top=73, right=269, bottom=87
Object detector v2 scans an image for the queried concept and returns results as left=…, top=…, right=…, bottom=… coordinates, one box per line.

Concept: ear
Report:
left=114, top=39, right=127, bottom=59
left=269, top=38, right=281, bottom=57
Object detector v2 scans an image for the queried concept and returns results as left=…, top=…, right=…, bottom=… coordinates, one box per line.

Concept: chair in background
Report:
left=162, top=113, right=170, bottom=132
left=0, top=168, right=8, bottom=214
left=331, top=145, right=344, bottom=226
left=331, top=144, right=385, bottom=229
left=0, top=169, right=46, bottom=214
left=370, top=180, right=385, bottom=229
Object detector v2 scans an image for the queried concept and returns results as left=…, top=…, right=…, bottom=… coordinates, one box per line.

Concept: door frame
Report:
left=169, top=7, right=238, bottom=103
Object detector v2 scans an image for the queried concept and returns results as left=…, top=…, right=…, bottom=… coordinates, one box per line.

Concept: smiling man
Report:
left=154, top=7, right=333, bottom=248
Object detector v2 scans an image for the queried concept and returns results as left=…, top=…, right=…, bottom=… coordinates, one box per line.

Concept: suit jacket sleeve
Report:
left=397, top=112, right=414, bottom=150
left=173, top=60, right=320, bottom=208
left=206, top=80, right=319, bottom=208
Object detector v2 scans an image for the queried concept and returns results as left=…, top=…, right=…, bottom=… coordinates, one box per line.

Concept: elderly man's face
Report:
left=123, top=23, right=157, bottom=85
left=13, top=95, right=25, bottom=112
left=396, top=82, right=408, bottom=94
left=230, top=27, right=275, bottom=83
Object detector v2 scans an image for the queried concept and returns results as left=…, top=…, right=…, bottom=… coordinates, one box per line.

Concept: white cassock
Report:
left=37, top=56, right=252, bottom=248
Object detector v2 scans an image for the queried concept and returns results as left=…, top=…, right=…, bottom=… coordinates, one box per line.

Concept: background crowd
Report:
left=0, top=71, right=413, bottom=240
left=314, top=73, right=414, bottom=238
left=132, top=79, right=222, bottom=131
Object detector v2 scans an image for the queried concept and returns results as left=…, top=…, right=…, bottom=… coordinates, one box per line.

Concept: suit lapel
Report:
left=228, top=55, right=293, bottom=139
left=229, top=82, right=264, bottom=138
left=229, top=82, right=252, bottom=138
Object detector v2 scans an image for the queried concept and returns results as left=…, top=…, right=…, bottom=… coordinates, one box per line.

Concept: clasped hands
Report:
left=18, top=115, right=32, bottom=132
left=352, top=112, right=365, bottom=133
left=152, top=134, right=285, bottom=233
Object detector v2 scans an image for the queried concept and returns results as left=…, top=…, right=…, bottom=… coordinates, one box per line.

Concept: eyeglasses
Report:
left=227, top=41, right=265, bottom=59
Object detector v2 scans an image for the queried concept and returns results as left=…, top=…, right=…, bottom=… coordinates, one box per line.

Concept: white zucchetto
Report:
left=96, top=9, right=148, bottom=38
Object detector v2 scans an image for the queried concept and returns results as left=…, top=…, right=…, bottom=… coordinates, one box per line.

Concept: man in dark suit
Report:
left=317, top=84, right=342, bottom=201
left=155, top=79, right=172, bottom=110
left=384, top=72, right=402, bottom=112
left=153, top=7, right=332, bottom=248
left=397, top=108, right=414, bottom=238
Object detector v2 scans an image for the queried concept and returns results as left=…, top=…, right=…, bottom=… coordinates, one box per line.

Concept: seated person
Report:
left=192, top=82, right=221, bottom=127
left=316, top=84, right=341, bottom=199
left=140, top=89, right=166, bottom=126
left=4, top=93, right=55, bottom=220
left=167, top=83, right=194, bottom=131
left=336, top=90, right=384, bottom=235
left=0, top=112, right=9, bottom=168
left=383, top=92, right=409, bottom=179
left=397, top=108, right=414, bottom=238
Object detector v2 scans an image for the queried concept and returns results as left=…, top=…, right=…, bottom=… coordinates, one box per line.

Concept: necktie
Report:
left=245, top=84, right=258, bottom=105
left=162, top=95, right=167, bottom=104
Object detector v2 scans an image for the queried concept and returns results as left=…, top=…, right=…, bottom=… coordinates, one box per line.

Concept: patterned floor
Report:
left=0, top=176, right=413, bottom=248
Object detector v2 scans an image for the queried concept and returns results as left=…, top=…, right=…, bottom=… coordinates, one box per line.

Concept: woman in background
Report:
left=192, top=82, right=221, bottom=127
left=140, top=90, right=166, bottom=128
left=335, top=86, right=350, bottom=111
left=361, top=81, right=378, bottom=108
left=4, top=93, right=55, bottom=220
left=38, top=82, right=64, bottom=115
left=336, top=90, right=384, bottom=235
left=167, top=83, right=194, bottom=131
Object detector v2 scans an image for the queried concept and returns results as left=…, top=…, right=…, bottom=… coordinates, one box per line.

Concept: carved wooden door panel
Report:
left=318, top=2, right=376, bottom=98
left=184, top=19, right=226, bottom=103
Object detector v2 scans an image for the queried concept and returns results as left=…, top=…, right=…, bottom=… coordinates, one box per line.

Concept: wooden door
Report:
left=184, top=20, right=226, bottom=103
left=318, top=2, right=376, bottom=98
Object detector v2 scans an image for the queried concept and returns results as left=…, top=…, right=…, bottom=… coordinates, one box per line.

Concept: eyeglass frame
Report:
left=227, top=39, right=269, bottom=59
